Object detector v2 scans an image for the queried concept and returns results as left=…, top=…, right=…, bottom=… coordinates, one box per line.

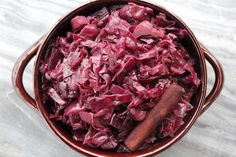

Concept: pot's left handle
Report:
left=12, top=38, right=43, bottom=111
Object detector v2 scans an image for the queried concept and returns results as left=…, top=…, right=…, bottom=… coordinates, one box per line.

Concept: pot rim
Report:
left=34, top=0, right=207, bottom=156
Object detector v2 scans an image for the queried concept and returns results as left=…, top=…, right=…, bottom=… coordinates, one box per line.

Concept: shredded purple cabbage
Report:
left=40, top=3, right=200, bottom=151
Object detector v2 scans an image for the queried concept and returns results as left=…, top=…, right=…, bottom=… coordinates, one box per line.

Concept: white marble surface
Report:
left=0, top=0, right=235, bottom=156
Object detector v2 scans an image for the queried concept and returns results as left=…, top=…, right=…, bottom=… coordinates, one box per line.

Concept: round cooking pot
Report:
left=12, top=0, right=224, bottom=156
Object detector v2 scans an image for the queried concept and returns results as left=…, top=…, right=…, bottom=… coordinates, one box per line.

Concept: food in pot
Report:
left=40, top=2, right=200, bottom=152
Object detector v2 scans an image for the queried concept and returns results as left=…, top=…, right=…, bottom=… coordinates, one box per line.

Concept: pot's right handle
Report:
left=200, top=44, right=224, bottom=115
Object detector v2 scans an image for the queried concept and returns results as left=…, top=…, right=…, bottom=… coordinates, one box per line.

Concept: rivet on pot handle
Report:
left=200, top=44, right=224, bottom=115
left=12, top=37, right=43, bottom=111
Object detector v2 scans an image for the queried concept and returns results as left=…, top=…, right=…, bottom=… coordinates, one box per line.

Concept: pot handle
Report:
left=200, top=44, right=224, bottom=115
left=12, top=38, right=43, bottom=111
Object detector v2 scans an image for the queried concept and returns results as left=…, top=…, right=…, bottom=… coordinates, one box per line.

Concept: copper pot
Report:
left=12, top=0, right=224, bottom=156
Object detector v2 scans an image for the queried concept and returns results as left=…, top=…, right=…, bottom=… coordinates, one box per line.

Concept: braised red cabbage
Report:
left=40, top=2, right=200, bottom=151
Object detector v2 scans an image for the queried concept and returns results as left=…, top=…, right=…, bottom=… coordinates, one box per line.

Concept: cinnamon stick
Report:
left=124, top=83, right=185, bottom=151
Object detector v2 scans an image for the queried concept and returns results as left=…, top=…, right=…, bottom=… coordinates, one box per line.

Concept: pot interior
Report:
left=34, top=0, right=206, bottom=156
